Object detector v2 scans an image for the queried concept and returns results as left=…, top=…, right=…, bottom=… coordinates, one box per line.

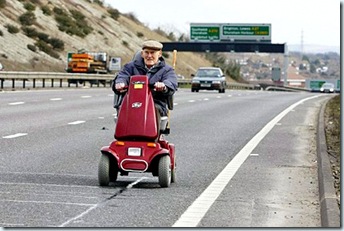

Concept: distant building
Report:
left=284, top=66, right=306, bottom=87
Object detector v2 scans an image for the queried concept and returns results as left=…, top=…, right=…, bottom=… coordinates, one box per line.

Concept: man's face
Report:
left=141, top=49, right=161, bottom=68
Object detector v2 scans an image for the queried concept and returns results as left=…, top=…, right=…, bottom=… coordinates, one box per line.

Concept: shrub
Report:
left=70, top=9, right=85, bottom=21
left=22, top=26, right=38, bottom=38
left=137, top=32, right=144, bottom=37
left=24, top=2, right=35, bottom=11
left=54, top=7, right=93, bottom=38
left=0, top=0, right=6, bottom=8
left=0, top=30, right=3, bottom=36
left=6, top=24, right=20, bottom=34
left=122, top=40, right=128, bottom=47
left=37, top=32, right=49, bottom=42
left=125, top=12, right=140, bottom=24
left=93, top=0, right=103, bottom=6
left=19, top=12, right=36, bottom=26
left=27, top=44, right=37, bottom=52
left=35, top=40, right=60, bottom=59
left=107, top=8, right=120, bottom=20
left=49, top=37, right=64, bottom=50
left=41, top=5, right=52, bottom=15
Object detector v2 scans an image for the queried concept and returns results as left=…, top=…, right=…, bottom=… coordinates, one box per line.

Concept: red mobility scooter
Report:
left=98, top=75, right=176, bottom=188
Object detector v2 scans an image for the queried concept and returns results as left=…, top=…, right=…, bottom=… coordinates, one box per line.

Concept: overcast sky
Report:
left=104, top=0, right=341, bottom=48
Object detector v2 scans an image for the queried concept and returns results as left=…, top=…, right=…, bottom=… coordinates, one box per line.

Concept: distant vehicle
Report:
left=66, top=51, right=110, bottom=85
left=320, top=82, right=335, bottom=93
left=177, top=74, right=185, bottom=80
left=191, top=67, right=226, bottom=93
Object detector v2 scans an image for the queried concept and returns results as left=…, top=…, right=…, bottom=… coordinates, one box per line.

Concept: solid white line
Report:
left=2, top=133, right=28, bottom=139
left=68, top=121, right=85, bottom=125
left=8, top=102, right=24, bottom=105
left=172, top=95, right=321, bottom=227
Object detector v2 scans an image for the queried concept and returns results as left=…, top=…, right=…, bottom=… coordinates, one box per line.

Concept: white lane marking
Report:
left=0, top=182, right=100, bottom=189
left=172, top=95, right=321, bottom=227
left=2, top=133, right=28, bottom=139
left=188, top=100, right=195, bottom=103
left=98, top=117, right=104, bottom=119
left=250, top=153, right=259, bottom=156
left=227, top=95, right=232, bottom=97
left=203, top=98, right=209, bottom=101
left=81, top=95, right=91, bottom=98
left=0, top=199, right=95, bottom=207
left=50, top=98, right=62, bottom=101
left=59, top=177, right=147, bottom=227
left=8, top=102, right=25, bottom=105
left=216, top=96, right=222, bottom=98
left=68, top=121, right=86, bottom=125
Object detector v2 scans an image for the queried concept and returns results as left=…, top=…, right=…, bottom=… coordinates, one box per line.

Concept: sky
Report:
left=104, top=0, right=341, bottom=48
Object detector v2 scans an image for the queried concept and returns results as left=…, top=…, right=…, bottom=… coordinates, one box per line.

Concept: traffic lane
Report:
left=0, top=90, right=319, bottom=227
left=197, top=95, right=327, bottom=227
left=0, top=90, right=115, bottom=138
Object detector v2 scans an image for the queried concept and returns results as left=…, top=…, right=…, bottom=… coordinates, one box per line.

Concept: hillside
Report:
left=0, top=0, right=212, bottom=77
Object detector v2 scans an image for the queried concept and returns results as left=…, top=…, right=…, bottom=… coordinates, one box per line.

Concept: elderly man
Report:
left=113, top=40, right=178, bottom=117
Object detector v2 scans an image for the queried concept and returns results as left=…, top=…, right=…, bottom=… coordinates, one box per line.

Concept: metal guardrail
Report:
left=177, top=79, right=259, bottom=90
left=0, top=71, right=309, bottom=92
left=0, top=71, right=114, bottom=89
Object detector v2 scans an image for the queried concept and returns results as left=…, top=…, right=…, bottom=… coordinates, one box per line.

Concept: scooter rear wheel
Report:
left=158, top=155, right=171, bottom=188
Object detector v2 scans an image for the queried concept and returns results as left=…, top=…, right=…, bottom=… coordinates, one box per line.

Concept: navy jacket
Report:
left=114, top=54, right=178, bottom=115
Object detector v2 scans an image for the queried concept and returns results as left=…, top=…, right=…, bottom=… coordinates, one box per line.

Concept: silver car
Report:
left=191, top=67, right=227, bottom=93
left=320, top=83, right=335, bottom=93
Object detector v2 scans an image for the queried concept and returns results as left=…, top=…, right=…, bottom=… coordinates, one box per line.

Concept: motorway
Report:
left=0, top=87, right=332, bottom=227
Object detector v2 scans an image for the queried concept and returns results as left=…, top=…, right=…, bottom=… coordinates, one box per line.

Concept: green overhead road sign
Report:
left=223, top=25, right=269, bottom=36
left=190, top=23, right=271, bottom=42
left=222, top=24, right=271, bottom=41
left=190, top=25, right=220, bottom=41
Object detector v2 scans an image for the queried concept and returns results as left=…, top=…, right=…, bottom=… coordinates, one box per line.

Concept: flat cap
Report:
left=142, top=40, right=163, bottom=50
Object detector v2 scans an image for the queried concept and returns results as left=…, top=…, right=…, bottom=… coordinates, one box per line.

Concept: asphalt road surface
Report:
left=0, top=88, right=332, bottom=228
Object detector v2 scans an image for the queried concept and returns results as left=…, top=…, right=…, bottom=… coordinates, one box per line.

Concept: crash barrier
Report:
left=0, top=71, right=114, bottom=89
left=0, top=71, right=307, bottom=92
left=177, top=80, right=260, bottom=90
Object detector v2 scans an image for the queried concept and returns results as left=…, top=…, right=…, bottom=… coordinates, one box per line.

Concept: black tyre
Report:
left=171, top=165, right=176, bottom=183
left=98, top=154, right=110, bottom=186
left=158, top=155, right=171, bottom=188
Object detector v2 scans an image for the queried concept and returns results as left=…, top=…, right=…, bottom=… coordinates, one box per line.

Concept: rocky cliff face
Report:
left=0, top=0, right=211, bottom=76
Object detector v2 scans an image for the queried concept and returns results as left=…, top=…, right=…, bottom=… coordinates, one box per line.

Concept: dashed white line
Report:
left=59, top=177, right=147, bottom=227
left=8, top=102, right=25, bottom=105
left=81, top=95, right=92, bottom=98
left=2, top=133, right=28, bottom=139
left=68, top=121, right=86, bottom=125
left=50, top=98, right=62, bottom=101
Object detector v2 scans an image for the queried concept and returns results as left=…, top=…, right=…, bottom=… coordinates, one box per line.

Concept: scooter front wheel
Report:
left=158, top=155, right=171, bottom=188
left=98, top=154, right=111, bottom=186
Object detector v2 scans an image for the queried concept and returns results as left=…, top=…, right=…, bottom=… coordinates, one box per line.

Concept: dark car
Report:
left=191, top=67, right=227, bottom=93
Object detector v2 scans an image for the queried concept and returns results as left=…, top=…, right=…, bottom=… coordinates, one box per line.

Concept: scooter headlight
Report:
left=128, top=147, right=141, bottom=156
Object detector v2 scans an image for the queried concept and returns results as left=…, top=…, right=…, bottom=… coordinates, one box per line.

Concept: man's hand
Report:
left=115, top=82, right=127, bottom=93
left=154, top=82, right=167, bottom=92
